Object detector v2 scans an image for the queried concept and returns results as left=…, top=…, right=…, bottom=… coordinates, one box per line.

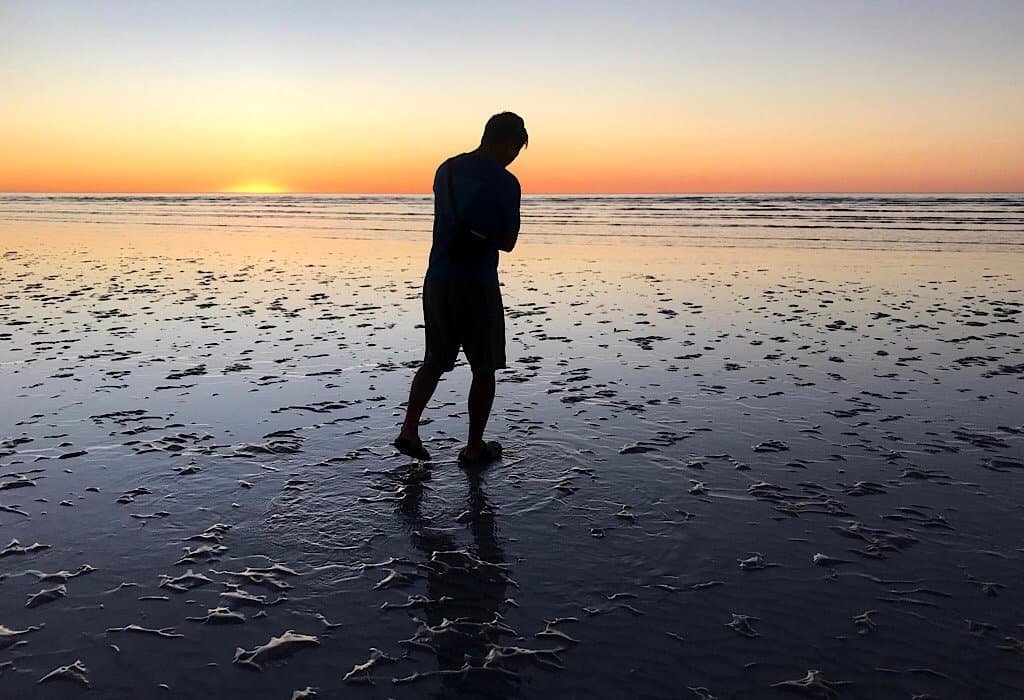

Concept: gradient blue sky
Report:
left=2, top=0, right=1022, bottom=192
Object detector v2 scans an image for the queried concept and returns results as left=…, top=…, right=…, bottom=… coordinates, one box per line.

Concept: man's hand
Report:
left=498, top=229, right=518, bottom=253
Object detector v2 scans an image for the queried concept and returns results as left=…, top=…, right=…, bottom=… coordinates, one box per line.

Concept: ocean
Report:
left=1, top=192, right=1022, bottom=250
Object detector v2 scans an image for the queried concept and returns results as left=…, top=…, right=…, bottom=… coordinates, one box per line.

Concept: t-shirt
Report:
left=425, top=152, right=521, bottom=287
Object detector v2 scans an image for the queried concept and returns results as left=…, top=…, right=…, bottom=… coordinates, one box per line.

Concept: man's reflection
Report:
left=392, top=463, right=514, bottom=697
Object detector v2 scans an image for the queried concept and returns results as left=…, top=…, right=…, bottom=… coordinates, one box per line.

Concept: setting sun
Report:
left=226, top=181, right=287, bottom=194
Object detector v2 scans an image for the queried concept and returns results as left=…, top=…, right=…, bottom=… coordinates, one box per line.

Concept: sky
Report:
left=1, top=0, right=1022, bottom=193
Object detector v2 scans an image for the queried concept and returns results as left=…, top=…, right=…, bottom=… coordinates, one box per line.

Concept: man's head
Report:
left=480, top=112, right=528, bottom=166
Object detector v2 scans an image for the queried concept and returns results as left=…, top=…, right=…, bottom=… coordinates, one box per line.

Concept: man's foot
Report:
left=393, top=435, right=431, bottom=461
left=457, top=440, right=502, bottom=469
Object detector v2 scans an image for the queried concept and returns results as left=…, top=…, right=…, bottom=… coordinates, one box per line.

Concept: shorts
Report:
left=422, top=278, right=506, bottom=374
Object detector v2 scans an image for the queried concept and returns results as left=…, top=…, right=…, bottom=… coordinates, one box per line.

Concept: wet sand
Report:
left=1, top=219, right=1023, bottom=698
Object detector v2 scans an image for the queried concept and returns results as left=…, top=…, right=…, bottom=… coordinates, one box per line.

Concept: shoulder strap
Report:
left=445, top=163, right=461, bottom=221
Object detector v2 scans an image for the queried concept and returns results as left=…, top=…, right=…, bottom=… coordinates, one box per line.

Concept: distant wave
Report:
left=1, top=193, right=1021, bottom=252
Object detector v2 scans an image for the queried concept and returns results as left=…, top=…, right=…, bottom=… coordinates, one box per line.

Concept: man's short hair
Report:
left=482, top=112, right=528, bottom=149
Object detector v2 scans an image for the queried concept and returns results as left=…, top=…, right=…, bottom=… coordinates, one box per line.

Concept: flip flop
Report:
left=393, top=436, right=431, bottom=461
left=457, top=441, right=503, bottom=469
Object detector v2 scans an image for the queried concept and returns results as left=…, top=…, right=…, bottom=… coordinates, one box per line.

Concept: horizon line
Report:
left=2, top=190, right=1022, bottom=196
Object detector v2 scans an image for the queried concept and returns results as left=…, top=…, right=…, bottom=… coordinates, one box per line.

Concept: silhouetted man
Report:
left=394, top=112, right=527, bottom=467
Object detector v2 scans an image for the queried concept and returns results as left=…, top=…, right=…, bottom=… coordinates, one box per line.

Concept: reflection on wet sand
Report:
left=387, top=461, right=555, bottom=697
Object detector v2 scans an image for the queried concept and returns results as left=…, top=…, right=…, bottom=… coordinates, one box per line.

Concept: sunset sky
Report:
left=1, top=1, right=1022, bottom=194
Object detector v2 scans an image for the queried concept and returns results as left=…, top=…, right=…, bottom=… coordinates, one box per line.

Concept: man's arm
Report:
left=497, top=177, right=521, bottom=253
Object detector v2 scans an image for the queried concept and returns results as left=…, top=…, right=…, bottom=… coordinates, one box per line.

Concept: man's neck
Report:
left=471, top=145, right=506, bottom=166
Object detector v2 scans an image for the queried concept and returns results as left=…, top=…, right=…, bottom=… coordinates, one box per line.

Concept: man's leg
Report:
left=459, top=282, right=503, bottom=463
left=399, top=364, right=443, bottom=444
left=464, top=370, right=495, bottom=459
left=396, top=279, right=456, bottom=459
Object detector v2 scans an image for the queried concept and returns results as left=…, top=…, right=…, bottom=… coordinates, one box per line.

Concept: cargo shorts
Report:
left=422, top=279, right=506, bottom=374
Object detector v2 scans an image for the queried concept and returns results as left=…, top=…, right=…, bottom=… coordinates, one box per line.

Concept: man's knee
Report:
left=417, top=362, right=446, bottom=379
left=471, top=369, right=496, bottom=384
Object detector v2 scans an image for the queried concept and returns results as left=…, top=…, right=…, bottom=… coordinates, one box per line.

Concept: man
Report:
left=393, top=112, right=527, bottom=467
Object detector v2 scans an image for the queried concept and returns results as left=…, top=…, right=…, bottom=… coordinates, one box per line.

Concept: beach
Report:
left=1, top=194, right=1023, bottom=698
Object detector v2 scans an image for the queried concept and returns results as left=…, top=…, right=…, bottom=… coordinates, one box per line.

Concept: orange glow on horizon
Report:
left=1, top=93, right=1021, bottom=194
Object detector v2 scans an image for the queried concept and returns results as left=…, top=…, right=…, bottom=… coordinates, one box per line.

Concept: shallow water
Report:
left=1, top=199, right=1023, bottom=698
left=2, top=192, right=1022, bottom=250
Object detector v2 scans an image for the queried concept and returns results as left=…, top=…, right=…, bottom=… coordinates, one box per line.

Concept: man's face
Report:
left=499, top=143, right=523, bottom=167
